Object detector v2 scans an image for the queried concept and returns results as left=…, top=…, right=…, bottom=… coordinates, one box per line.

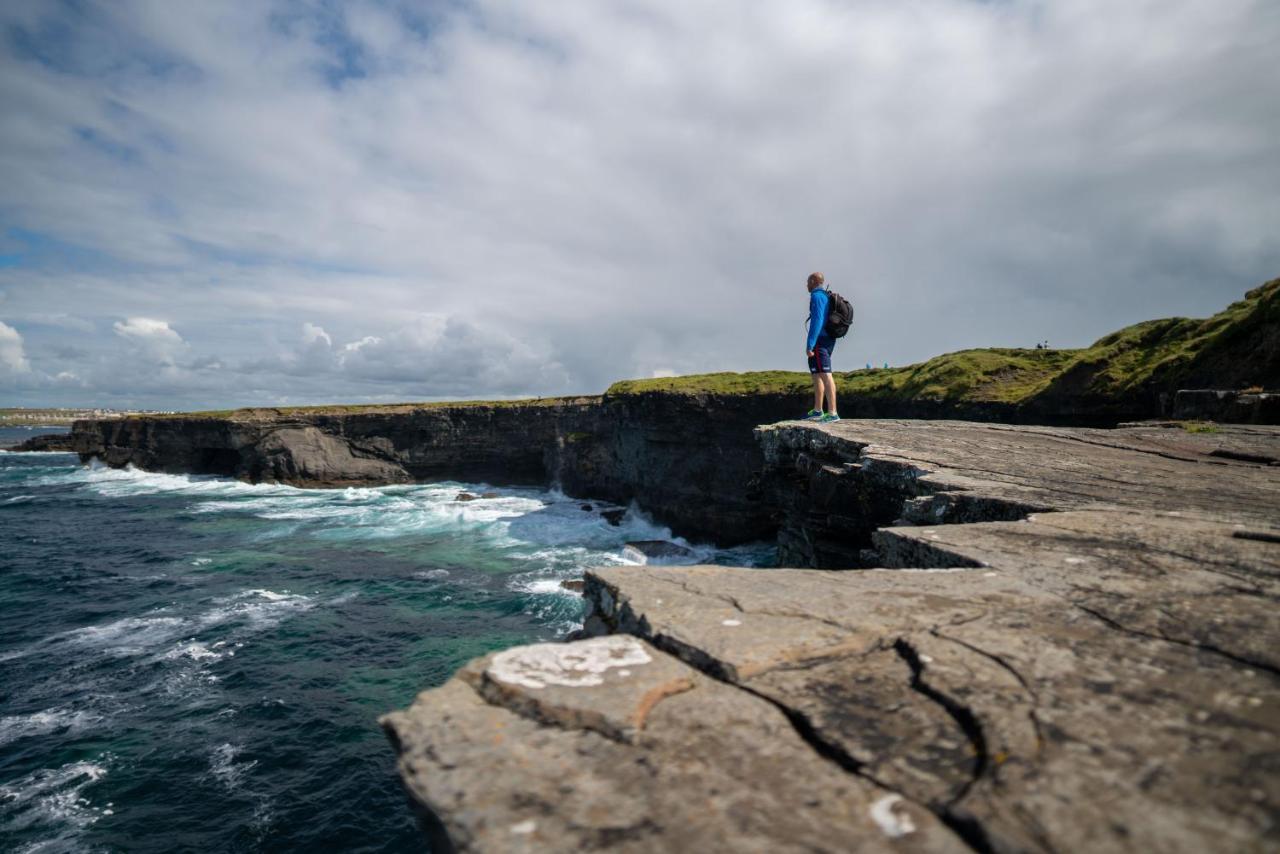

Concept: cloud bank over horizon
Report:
left=1, top=0, right=1277, bottom=408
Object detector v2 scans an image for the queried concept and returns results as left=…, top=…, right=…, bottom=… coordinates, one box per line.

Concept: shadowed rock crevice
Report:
left=892, top=639, right=990, bottom=807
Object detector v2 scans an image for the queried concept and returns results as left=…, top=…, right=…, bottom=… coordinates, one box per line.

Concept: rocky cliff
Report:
left=69, top=392, right=805, bottom=544
left=69, top=279, right=1279, bottom=547
left=384, top=419, right=1280, bottom=853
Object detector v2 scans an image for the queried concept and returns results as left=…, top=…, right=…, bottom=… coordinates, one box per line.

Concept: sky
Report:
left=1, top=0, right=1277, bottom=409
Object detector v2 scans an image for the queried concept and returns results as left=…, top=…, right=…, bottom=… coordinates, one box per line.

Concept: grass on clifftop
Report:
left=606, top=277, right=1279, bottom=405
left=605, top=348, right=1073, bottom=403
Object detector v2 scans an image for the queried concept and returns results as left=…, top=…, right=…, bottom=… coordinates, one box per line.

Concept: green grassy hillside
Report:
left=606, top=278, right=1279, bottom=409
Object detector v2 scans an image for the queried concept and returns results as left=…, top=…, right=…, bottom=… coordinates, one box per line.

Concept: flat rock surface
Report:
left=382, top=636, right=964, bottom=853
left=387, top=420, right=1280, bottom=852
left=758, top=419, right=1280, bottom=527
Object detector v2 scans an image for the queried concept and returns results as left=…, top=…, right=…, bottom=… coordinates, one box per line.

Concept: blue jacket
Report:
left=806, top=289, right=830, bottom=351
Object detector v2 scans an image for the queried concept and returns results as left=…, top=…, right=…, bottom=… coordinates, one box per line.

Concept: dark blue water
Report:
left=0, top=427, right=772, bottom=852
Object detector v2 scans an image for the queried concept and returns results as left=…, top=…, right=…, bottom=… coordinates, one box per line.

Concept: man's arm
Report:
left=806, top=291, right=823, bottom=352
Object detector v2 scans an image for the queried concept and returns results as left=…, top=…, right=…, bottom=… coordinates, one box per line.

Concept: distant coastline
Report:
left=0, top=408, right=172, bottom=427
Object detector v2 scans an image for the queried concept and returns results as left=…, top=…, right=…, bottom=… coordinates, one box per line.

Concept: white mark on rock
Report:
left=869, top=794, right=916, bottom=838
left=1064, top=557, right=1087, bottom=565
left=489, top=636, right=652, bottom=690
left=923, top=530, right=937, bottom=535
left=984, top=571, right=998, bottom=577
left=722, top=619, right=742, bottom=627
left=510, top=819, right=537, bottom=835
left=618, top=670, right=631, bottom=677
left=919, top=654, right=934, bottom=663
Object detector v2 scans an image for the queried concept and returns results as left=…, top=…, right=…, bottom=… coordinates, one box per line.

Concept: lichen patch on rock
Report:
left=489, top=635, right=652, bottom=690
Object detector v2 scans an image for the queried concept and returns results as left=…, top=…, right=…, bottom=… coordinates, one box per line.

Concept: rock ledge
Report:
left=385, top=420, right=1280, bottom=852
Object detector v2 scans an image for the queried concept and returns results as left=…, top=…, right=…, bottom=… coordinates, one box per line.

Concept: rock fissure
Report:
left=641, top=625, right=995, bottom=854
left=891, top=639, right=991, bottom=806
left=930, top=630, right=1046, bottom=755
left=1072, top=603, right=1280, bottom=678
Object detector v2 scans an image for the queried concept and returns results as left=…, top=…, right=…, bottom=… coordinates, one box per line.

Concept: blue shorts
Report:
left=808, top=335, right=835, bottom=374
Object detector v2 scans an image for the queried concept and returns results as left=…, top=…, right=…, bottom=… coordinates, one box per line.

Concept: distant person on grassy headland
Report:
left=803, top=272, right=840, bottom=423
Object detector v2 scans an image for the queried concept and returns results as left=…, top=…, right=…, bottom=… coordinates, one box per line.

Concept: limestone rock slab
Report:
left=382, top=636, right=964, bottom=853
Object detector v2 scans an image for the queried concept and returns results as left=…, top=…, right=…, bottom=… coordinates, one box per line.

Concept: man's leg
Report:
left=821, top=372, right=837, bottom=415
left=811, top=372, right=825, bottom=413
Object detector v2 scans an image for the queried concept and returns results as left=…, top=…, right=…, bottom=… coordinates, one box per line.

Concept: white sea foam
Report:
left=36, top=461, right=293, bottom=500
left=193, top=589, right=316, bottom=633
left=3, top=589, right=316, bottom=666
left=63, top=615, right=188, bottom=658
left=163, top=640, right=223, bottom=662
left=0, top=759, right=110, bottom=842
left=514, top=578, right=575, bottom=596
left=0, top=709, right=103, bottom=748
left=209, top=743, right=258, bottom=791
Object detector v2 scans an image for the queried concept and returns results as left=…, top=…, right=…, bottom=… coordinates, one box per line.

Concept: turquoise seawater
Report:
left=0, top=427, right=773, bottom=852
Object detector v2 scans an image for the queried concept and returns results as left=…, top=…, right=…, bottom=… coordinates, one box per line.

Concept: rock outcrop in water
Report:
left=3, top=433, right=77, bottom=452
left=383, top=419, right=1280, bottom=853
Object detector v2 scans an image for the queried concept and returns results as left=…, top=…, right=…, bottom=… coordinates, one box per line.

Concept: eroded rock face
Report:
left=756, top=419, right=1280, bottom=567
left=387, top=419, right=1280, bottom=852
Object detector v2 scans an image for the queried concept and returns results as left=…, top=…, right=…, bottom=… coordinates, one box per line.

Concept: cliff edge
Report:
left=383, top=419, right=1280, bottom=853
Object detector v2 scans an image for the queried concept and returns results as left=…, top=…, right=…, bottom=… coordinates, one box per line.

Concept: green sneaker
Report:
left=819, top=413, right=841, bottom=423
left=802, top=409, right=823, bottom=421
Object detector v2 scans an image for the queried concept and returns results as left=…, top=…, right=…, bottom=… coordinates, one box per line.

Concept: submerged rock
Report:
left=455, top=492, right=479, bottom=502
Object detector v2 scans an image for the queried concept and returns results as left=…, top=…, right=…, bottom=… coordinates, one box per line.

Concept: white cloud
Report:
left=0, top=321, right=31, bottom=376
left=301, top=322, right=331, bottom=347
left=113, top=317, right=187, bottom=365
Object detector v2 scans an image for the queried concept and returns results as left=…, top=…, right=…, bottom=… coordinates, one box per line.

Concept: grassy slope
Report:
left=121, top=278, right=1276, bottom=420
left=607, top=278, right=1279, bottom=406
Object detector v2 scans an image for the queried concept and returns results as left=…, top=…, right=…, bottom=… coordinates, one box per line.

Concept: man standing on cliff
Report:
left=803, top=272, right=840, bottom=422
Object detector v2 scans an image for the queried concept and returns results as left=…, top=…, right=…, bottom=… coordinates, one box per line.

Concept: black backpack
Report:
left=824, top=290, right=854, bottom=338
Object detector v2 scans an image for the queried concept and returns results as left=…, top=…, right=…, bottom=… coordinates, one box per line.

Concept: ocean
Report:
left=0, top=426, right=773, bottom=852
